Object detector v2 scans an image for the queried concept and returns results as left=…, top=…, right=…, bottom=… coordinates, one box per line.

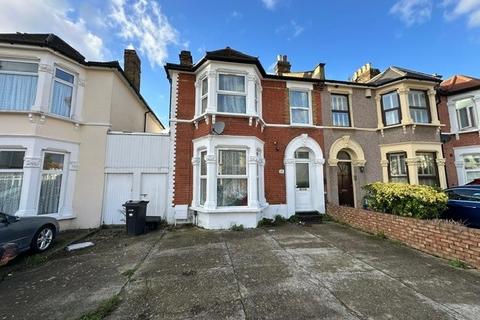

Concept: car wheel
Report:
left=32, top=225, right=55, bottom=252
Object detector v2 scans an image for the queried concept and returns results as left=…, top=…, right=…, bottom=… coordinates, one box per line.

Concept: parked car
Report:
left=443, top=185, right=480, bottom=228
left=0, top=212, right=59, bottom=260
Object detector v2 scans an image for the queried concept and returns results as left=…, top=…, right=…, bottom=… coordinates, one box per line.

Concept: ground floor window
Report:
left=417, top=152, right=439, bottom=187
left=0, top=150, right=25, bottom=214
left=464, top=153, right=480, bottom=183
left=199, top=151, right=207, bottom=206
left=217, top=149, right=247, bottom=206
left=38, top=152, right=65, bottom=215
left=388, top=152, right=408, bottom=183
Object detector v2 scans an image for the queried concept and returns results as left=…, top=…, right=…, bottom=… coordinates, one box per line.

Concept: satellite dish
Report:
left=212, top=122, right=225, bottom=135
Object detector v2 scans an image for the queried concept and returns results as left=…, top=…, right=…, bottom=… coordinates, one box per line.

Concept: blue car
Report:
left=444, top=185, right=480, bottom=228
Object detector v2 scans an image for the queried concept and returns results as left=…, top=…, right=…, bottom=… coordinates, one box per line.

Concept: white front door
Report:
left=295, top=161, right=313, bottom=212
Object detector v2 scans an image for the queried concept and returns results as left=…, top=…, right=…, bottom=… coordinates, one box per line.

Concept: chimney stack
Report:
left=351, top=63, right=380, bottom=83
left=274, top=55, right=291, bottom=75
left=179, top=50, right=193, bottom=66
left=124, top=49, right=141, bottom=91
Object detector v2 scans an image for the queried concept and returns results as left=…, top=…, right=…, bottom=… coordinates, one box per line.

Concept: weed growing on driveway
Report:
left=78, top=294, right=121, bottom=320
left=449, top=259, right=468, bottom=269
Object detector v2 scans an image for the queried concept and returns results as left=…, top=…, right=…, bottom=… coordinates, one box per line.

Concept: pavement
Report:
left=0, top=222, right=479, bottom=320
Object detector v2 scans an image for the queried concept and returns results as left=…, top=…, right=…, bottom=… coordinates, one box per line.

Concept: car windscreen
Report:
left=447, top=189, right=480, bottom=202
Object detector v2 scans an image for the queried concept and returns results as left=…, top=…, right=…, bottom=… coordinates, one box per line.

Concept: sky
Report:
left=1, top=0, right=480, bottom=126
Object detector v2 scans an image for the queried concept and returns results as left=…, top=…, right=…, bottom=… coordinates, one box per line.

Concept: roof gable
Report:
left=440, top=75, right=480, bottom=95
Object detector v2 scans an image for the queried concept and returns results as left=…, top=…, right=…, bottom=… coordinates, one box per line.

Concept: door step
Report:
left=294, top=212, right=323, bottom=224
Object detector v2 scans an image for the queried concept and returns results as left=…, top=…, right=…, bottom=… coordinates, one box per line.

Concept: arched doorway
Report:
left=284, top=134, right=325, bottom=215
left=337, top=151, right=354, bottom=207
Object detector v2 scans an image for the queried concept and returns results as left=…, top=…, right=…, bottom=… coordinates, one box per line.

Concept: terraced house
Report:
left=165, top=49, right=447, bottom=229
left=0, top=33, right=163, bottom=229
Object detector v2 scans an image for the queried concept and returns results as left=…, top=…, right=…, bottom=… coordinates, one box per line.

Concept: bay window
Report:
left=289, top=90, right=310, bottom=125
left=417, top=152, right=438, bottom=187
left=464, top=153, right=480, bottom=183
left=388, top=152, right=408, bottom=183
left=217, top=150, right=248, bottom=206
left=38, top=152, right=65, bottom=215
left=0, top=60, right=38, bottom=111
left=456, top=98, right=477, bottom=130
left=217, top=74, right=246, bottom=114
left=331, top=94, right=350, bottom=127
left=51, top=68, right=74, bottom=117
left=201, top=77, right=208, bottom=114
left=0, top=150, right=25, bottom=215
left=381, top=92, right=401, bottom=126
left=409, top=90, right=430, bottom=123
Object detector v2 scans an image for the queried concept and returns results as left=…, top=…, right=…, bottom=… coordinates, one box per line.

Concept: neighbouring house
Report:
left=0, top=33, right=163, bottom=230
left=438, top=75, right=480, bottom=186
left=165, top=48, right=447, bottom=229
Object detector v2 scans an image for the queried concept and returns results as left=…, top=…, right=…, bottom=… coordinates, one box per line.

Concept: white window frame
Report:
left=200, top=76, right=208, bottom=115
left=0, top=59, right=39, bottom=111
left=37, top=151, right=68, bottom=215
left=289, top=88, right=312, bottom=126
left=388, top=152, right=408, bottom=183
left=331, top=94, right=351, bottom=127
left=50, top=66, right=76, bottom=118
left=409, top=90, right=430, bottom=124
left=216, top=73, right=247, bottom=114
left=199, top=150, right=207, bottom=206
left=463, top=153, right=480, bottom=184
left=0, top=149, right=26, bottom=215
left=456, top=102, right=476, bottom=131
left=216, top=148, right=248, bottom=207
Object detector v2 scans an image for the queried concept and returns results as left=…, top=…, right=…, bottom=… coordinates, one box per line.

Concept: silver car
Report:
left=0, top=212, right=59, bottom=257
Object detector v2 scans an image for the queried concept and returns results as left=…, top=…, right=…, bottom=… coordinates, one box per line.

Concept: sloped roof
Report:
left=206, top=47, right=258, bottom=63
left=368, top=66, right=442, bottom=86
left=439, top=75, right=480, bottom=95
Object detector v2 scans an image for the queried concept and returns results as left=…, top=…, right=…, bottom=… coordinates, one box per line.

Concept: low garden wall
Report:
left=327, top=204, right=480, bottom=269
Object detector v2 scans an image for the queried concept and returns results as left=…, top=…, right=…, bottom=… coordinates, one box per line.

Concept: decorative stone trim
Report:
left=191, top=157, right=200, bottom=165
left=352, top=159, right=367, bottom=167
left=436, top=158, right=446, bottom=166
left=38, top=64, right=53, bottom=74
left=380, top=159, right=389, bottom=167
left=69, top=161, right=79, bottom=171
left=23, top=157, right=41, bottom=168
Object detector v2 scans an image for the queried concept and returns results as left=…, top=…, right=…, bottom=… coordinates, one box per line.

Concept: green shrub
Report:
left=273, top=215, right=287, bottom=225
left=363, top=182, right=448, bottom=219
left=230, top=224, right=244, bottom=231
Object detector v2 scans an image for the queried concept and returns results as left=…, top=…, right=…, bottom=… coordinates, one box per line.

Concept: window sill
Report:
left=0, top=110, right=79, bottom=124
left=289, top=123, right=315, bottom=128
left=191, top=205, right=266, bottom=214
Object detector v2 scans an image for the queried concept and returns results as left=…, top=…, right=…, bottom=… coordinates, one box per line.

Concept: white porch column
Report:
left=191, top=156, right=200, bottom=207
left=60, top=159, right=78, bottom=217
left=284, top=158, right=295, bottom=215
left=313, top=158, right=325, bottom=213
left=436, top=158, right=447, bottom=189
left=246, top=75, right=256, bottom=115
left=248, top=155, right=259, bottom=208
left=17, top=156, right=42, bottom=216
left=406, top=157, right=419, bottom=185
left=204, top=154, right=217, bottom=209
left=258, top=157, right=267, bottom=206
left=455, top=160, right=465, bottom=186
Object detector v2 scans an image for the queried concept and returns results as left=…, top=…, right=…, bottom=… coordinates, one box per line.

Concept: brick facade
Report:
left=328, top=205, right=480, bottom=269
left=172, top=75, right=325, bottom=207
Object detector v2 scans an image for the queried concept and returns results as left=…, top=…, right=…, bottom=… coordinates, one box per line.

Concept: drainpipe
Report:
left=144, top=110, right=151, bottom=132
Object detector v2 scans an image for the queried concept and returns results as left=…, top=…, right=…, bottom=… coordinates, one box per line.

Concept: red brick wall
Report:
left=328, top=205, right=480, bottom=269
left=438, top=95, right=480, bottom=187
left=172, top=73, right=325, bottom=206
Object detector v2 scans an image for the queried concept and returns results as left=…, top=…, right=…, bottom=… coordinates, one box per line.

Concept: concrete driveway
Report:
left=1, top=223, right=479, bottom=320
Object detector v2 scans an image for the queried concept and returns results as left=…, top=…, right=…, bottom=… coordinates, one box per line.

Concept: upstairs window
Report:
left=0, top=60, right=38, bottom=111
left=217, top=150, right=247, bottom=206
left=0, top=150, right=25, bottom=215
left=217, top=74, right=246, bottom=114
left=289, top=90, right=310, bottom=125
left=331, top=94, right=350, bottom=127
left=381, top=92, right=401, bottom=126
left=409, top=90, right=430, bottom=123
left=200, top=77, right=208, bottom=114
left=456, top=98, right=476, bottom=130
left=417, top=152, right=438, bottom=187
left=388, top=152, right=408, bottom=183
left=51, top=68, right=74, bottom=118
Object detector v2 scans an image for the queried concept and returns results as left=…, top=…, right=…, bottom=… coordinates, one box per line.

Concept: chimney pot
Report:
left=179, top=50, right=193, bottom=67
left=351, top=63, right=380, bottom=83
left=274, top=54, right=291, bottom=75
left=124, top=49, right=141, bottom=91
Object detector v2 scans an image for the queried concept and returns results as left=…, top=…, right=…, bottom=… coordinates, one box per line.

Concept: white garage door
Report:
left=141, top=173, right=167, bottom=218
left=103, top=173, right=133, bottom=225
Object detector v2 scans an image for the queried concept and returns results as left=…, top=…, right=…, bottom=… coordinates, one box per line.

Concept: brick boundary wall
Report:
left=327, top=204, right=480, bottom=269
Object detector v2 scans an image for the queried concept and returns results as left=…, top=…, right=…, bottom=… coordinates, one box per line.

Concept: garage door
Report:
left=103, top=173, right=133, bottom=225
left=141, top=173, right=167, bottom=218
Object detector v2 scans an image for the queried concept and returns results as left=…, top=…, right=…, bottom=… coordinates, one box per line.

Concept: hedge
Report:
left=363, top=182, right=448, bottom=219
